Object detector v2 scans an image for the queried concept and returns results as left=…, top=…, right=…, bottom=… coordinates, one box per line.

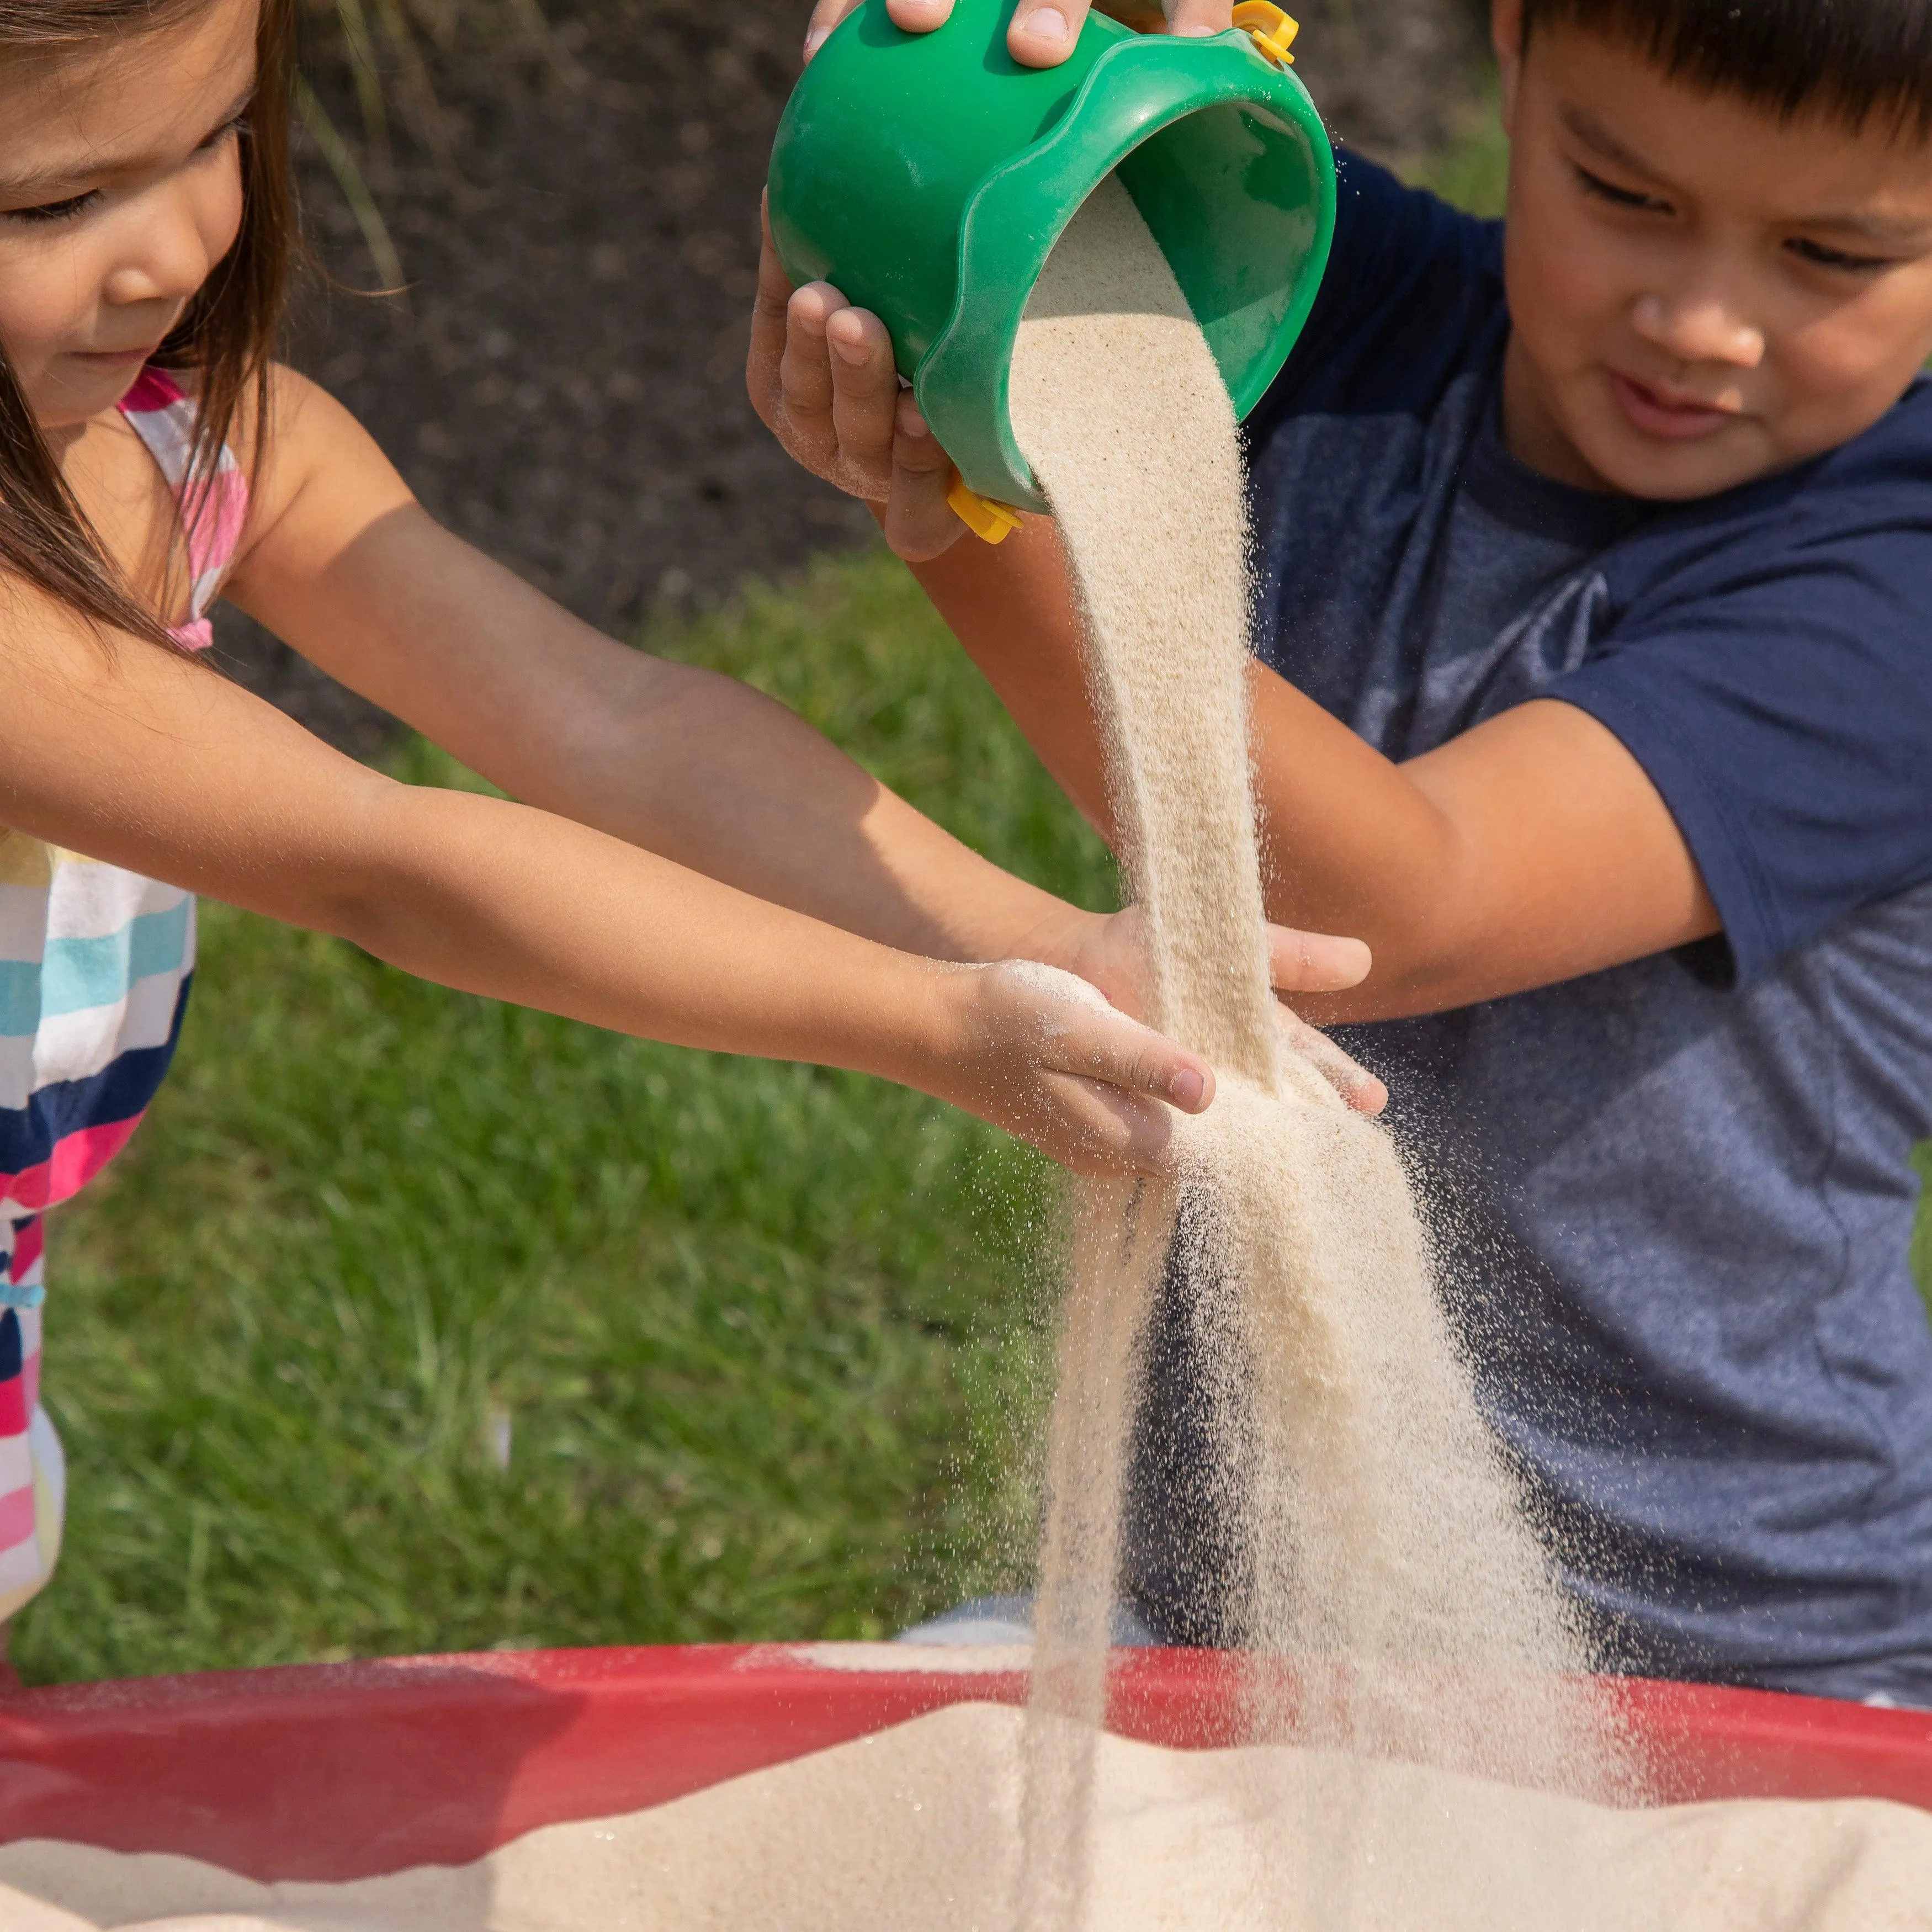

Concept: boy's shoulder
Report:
left=1250, top=150, right=1505, bottom=433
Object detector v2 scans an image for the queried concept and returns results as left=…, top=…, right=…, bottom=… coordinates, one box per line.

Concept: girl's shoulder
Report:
left=211, top=363, right=417, bottom=599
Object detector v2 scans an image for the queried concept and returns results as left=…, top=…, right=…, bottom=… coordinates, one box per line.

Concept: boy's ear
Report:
left=1493, top=0, right=1525, bottom=135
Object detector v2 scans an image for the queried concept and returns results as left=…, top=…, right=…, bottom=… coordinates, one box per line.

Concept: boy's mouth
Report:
left=1608, top=369, right=1739, bottom=442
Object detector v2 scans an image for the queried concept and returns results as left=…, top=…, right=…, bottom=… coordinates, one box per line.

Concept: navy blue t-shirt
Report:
left=1134, top=153, right=1932, bottom=1705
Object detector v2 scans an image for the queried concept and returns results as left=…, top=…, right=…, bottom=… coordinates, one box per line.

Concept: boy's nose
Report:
left=1632, top=291, right=1766, bottom=371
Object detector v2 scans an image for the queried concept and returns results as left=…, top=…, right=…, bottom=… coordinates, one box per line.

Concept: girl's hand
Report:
left=800, top=0, right=1234, bottom=70
left=747, top=202, right=965, bottom=562
left=1007, top=904, right=1390, bottom=1114
left=925, top=959, right=1214, bottom=1174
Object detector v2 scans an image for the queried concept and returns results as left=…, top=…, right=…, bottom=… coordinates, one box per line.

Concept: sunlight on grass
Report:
left=19, top=549, right=1111, bottom=1684
left=1412, top=82, right=1509, bottom=218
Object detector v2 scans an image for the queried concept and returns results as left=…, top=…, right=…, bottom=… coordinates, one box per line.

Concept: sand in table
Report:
left=2, top=1702, right=1930, bottom=1930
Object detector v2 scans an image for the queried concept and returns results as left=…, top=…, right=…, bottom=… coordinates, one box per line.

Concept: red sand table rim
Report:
left=0, top=1644, right=1928, bottom=1885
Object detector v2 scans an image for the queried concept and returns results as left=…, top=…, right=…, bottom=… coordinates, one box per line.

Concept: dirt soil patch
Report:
left=224, top=0, right=1487, bottom=752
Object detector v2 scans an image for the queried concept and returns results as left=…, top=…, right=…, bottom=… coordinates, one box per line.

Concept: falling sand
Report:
left=1004, top=174, right=1637, bottom=1927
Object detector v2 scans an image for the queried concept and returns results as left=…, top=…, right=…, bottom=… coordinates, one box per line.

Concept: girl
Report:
left=0, top=0, right=1369, bottom=1638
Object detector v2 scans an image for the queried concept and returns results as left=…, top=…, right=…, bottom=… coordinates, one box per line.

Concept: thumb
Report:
left=1266, top=923, right=1373, bottom=995
left=883, top=392, right=970, bottom=561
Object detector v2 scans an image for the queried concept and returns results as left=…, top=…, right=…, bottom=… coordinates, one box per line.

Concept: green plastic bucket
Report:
left=766, top=0, right=1336, bottom=516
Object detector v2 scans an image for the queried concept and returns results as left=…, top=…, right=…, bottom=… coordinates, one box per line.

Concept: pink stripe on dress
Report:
left=117, top=365, right=247, bottom=652
left=0, top=1483, right=35, bottom=1549
left=0, top=1117, right=143, bottom=1216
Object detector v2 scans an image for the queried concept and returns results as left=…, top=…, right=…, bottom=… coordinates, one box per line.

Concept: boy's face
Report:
left=1495, top=0, right=1932, bottom=500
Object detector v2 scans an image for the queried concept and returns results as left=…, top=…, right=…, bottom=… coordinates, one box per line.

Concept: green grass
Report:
left=1411, top=82, right=1510, bottom=219
left=16, top=550, right=1112, bottom=1685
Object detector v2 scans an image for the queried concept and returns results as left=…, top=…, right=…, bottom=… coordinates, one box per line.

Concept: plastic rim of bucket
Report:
left=919, top=30, right=1335, bottom=512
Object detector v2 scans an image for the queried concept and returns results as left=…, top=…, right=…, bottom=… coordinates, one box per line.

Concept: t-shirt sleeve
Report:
left=1250, top=149, right=1506, bottom=428
left=1551, top=454, right=1932, bottom=985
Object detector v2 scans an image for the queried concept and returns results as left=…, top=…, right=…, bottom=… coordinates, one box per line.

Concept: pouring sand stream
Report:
left=1006, top=174, right=1641, bottom=1929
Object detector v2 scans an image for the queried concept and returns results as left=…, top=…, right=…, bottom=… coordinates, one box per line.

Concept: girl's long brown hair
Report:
left=0, top=0, right=296, bottom=650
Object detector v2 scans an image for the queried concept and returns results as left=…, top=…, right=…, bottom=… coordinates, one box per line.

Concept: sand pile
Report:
left=2, top=1702, right=1929, bottom=1930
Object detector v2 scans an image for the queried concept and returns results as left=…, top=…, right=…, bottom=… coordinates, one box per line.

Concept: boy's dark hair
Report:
left=1522, top=0, right=1932, bottom=137
left=0, top=0, right=296, bottom=652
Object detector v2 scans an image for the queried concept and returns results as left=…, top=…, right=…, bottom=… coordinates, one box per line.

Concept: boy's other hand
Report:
left=748, top=200, right=966, bottom=561
left=801, top=0, right=1234, bottom=68
left=1010, top=904, right=1389, bottom=1115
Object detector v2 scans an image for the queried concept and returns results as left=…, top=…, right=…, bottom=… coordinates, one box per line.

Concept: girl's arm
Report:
left=0, top=572, right=1216, bottom=1173
left=220, top=369, right=1377, bottom=1067
left=223, top=373, right=1099, bottom=974
left=747, top=251, right=1718, bottom=1026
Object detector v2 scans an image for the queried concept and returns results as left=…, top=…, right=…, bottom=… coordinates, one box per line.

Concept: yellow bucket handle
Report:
left=1231, top=0, right=1298, bottom=65
left=947, top=475, right=1025, bottom=545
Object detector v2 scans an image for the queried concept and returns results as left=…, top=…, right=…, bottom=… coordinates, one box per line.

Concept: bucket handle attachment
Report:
left=948, top=474, right=1025, bottom=544
left=943, top=2, right=1302, bottom=543
left=1231, top=1, right=1298, bottom=66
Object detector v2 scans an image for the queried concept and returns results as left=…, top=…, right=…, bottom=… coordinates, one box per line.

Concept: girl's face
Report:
left=0, top=0, right=257, bottom=432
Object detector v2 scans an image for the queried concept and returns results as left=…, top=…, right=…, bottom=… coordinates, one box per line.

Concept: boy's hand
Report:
left=800, top=0, right=1233, bottom=69
left=1009, top=904, right=1390, bottom=1114
left=930, top=958, right=1215, bottom=1174
left=747, top=204, right=967, bottom=561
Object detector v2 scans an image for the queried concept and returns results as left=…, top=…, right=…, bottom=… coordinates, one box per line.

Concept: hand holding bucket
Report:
left=765, top=0, right=1336, bottom=532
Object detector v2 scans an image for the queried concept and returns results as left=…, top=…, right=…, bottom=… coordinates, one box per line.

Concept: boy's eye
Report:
left=4, top=190, right=99, bottom=226
left=1573, top=164, right=1670, bottom=216
left=1785, top=235, right=1894, bottom=275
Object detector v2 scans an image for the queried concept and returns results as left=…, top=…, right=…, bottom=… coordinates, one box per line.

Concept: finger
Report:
left=1266, top=923, right=1373, bottom=994
left=1007, top=0, right=1091, bottom=65
left=777, top=282, right=847, bottom=476
left=1277, top=1009, right=1389, bottom=1116
left=1054, top=1008, right=1214, bottom=1115
left=883, top=0, right=956, bottom=31
left=1162, top=0, right=1233, bottom=35
left=882, top=393, right=968, bottom=561
left=746, top=196, right=797, bottom=434
left=1031, top=1071, right=1181, bottom=1176
left=825, top=304, right=903, bottom=498
left=802, top=0, right=860, bottom=61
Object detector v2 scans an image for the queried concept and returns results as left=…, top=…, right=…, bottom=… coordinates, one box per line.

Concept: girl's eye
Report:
left=1785, top=235, right=1894, bottom=275
left=5, top=190, right=99, bottom=226
left=1573, top=164, right=1671, bottom=216
left=201, top=113, right=250, bottom=150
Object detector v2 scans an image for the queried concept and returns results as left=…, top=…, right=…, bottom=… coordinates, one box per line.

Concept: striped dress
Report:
left=0, top=368, right=245, bottom=1620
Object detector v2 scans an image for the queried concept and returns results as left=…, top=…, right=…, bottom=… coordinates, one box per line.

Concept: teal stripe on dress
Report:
left=0, top=968, right=39, bottom=1040
left=0, top=901, right=192, bottom=1036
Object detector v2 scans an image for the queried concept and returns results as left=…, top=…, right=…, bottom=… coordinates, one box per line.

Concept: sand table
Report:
left=0, top=1702, right=1926, bottom=1929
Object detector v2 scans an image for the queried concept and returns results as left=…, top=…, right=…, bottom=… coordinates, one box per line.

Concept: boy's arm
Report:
left=752, top=264, right=1718, bottom=1025
left=910, top=522, right=1718, bottom=1022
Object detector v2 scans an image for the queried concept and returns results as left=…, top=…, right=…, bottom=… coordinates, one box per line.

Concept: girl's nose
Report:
left=100, top=197, right=219, bottom=312
left=1631, top=290, right=1766, bottom=371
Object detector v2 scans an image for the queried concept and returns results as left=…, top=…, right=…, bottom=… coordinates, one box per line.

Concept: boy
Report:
left=752, top=0, right=1932, bottom=1706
